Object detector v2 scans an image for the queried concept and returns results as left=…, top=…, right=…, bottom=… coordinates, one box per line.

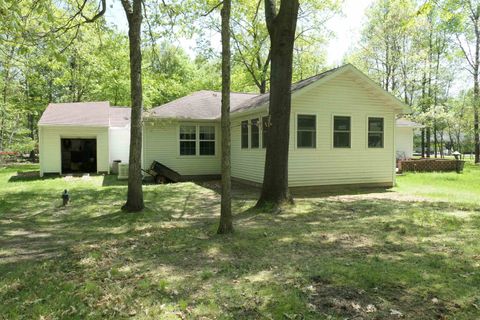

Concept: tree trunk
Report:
left=122, top=0, right=144, bottom=212
left=217, top=0, right=234, bottom=234
left=426, top=127, right=431, bottom=158
left=474, top=73, right=479, bottom=163
left=421, top=128, right=425, bottom=158
left=256, top=0, right=299, bottom=209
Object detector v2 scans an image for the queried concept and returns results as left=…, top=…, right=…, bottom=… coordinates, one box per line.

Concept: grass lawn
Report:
left=1, top=164, right=480, bottom=319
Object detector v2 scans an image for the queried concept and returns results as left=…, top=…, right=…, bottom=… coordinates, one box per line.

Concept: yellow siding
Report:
left=39, top=125, right=109, bottom=175
left=143, top=121, right=221, bottom=176
left=231, top=71, right=396, bottom=187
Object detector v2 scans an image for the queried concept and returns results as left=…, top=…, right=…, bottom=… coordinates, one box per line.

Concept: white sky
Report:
left=105, top=0, right=373, bottom=66
left=326, top=0, right=373, bottom=65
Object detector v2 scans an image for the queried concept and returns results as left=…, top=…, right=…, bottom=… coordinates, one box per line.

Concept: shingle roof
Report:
left=396, top=118, right=424, bottom=128
left=148, top=90, right=258, bottom=120
left=110, top=107, right=131, bottom=127
left=147, top=67, right=341, bottom=120
left=38, top=101, right=111, bottom=126
left=231, top=66, right=342, bottom=113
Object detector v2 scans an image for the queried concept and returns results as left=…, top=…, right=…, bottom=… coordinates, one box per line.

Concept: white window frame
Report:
left=332, top=114, right=352, bottom=149
left=295, top=113, right=317, bottom=149
left=178, top=124, right=217, bottom=157
left=241, top=120, right=249, bottom=149
left=179, top=125, right=197, bottom=156
left=366, top=116, right=385, bottom=149
left=199, top=125, right=216, bottom=155
left=250, top=118, right=260, bottom=149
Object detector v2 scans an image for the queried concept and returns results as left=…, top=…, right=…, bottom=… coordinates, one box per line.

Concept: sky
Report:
left=104, top=0, right=374, bottom=66
left=325, top=0, right=373, bottom=65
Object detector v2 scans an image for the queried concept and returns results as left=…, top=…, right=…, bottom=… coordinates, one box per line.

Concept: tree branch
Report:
left=203, top=1, right=223, bottom=17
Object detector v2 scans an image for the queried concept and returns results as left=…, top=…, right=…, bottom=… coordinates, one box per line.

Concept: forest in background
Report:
left=0, top=0, right=478, bottom=158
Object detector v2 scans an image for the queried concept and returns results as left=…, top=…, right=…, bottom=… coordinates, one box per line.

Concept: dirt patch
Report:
left=307, top=276, right=459, bottom=319
left=307, top=277, right=388, bottom=319
left=324, top=192, right=431, bottom=203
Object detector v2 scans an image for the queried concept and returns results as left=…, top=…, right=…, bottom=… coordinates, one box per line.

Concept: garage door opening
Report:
left=61, top=139, right=97, bottom=174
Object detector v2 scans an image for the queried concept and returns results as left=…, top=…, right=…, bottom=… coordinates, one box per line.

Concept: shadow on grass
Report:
left=1, top=175, right=480, bottom=318
left=101, top=174, right=128, bottom=187
left=7, top=171, right=59, bottom=183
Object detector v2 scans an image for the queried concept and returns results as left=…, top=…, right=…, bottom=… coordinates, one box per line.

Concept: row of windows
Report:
left=240, top=115, right=384, bottom=149
left=241, top=117, right=269, bottom=149
left=179, top=125, right=215, bottom=156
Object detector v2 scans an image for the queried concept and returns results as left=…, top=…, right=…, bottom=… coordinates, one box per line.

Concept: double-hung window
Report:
left=251, top=118, right=260, bottom=148
left=262, top=116, right=269, bottom=148
left=368, top=117, right=384, bottom=148
left=241, top=120, right=249, bottom=149
left=179, top=125, right=196, bottom=155
left=179, top=125, right=215, bottom=156
left=297, top=114, right=316, bottom=148
left=200, top=126, right=215, bottom=155
left=333, top=116, right=351, bottom=148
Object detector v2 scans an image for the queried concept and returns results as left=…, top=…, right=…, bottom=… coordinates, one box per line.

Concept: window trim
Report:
left=179, top=125, right=197, bottom=156
left=261, top=116, right=269, bottom=149
left=332, top=114, right=352, bottom=149
left=199, top=125, right=216, bottom=155
left=251, top=118, right=260, bottom=149
left=367, top=116, right=385, bottom=149
left=296, top=113, right=317, bottom=149
left=178, top=124, right=217, bottom=157
left=241, top=120, right=249, bottom=149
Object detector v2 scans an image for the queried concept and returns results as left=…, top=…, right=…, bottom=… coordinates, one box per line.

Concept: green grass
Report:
left=395, top=160, right=480, bottom=204
left=1, top=164, right=480, bottom=319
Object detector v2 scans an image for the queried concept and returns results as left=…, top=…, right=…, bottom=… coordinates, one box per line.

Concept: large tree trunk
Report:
left=217, top=0, right=234, bottom=234
left=122, top=0, right=144, bottom=212
left=256, top=0, right=299, bottom=209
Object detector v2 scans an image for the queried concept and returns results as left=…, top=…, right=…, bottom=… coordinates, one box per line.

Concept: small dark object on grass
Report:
left=62, top=189, right=69, bottom=206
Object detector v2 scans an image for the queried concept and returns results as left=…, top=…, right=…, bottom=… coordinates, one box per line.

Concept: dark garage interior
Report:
left=61, top=138, right=97, bottom=173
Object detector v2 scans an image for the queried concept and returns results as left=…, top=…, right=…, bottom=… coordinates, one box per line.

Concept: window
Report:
left=200, top=126, right=215, bottom=155
left=241, top=120, right=248, bottom=148
left=262, top=116, right=269, bottom=148
left=251, top=118, right=259, bottom=148
left=368, top=117, right=384, bottom=148
left=297, top=114, right=316, bottom=148
left=333, top=116, right=351, bottom=148
left=180, top=125, right=196, bottom=155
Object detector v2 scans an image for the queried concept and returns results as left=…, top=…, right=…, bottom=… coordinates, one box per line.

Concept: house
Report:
left=395, top=118, right=424, bottom=159
left=38, top=64, right=410, bottom=188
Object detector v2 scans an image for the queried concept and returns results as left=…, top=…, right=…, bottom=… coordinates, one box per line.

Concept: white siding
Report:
left=231, top=114, right=266, bottom=184
left=39, top=125, right=109, bottom=176
left=143, top=121, right=221, bottom=176
left=231, top=71, right=397, bottom=187
left=395, top=127, right=414, bottom=159
left=109, top=126, right=130, bottom=164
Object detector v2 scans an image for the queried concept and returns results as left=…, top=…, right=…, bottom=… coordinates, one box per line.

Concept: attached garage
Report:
left=38, top=102, right=130, bottom=176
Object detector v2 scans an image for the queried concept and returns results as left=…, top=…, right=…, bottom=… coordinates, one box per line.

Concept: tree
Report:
left=195, top=0, right=339, bottom=94
left=120, top=0, right=144, bottom=212
left=452, top=0, right=480, bottom=163
left=349, top=0, right=456, bottom=159
left=217, top=0, right=234, bottom=234
left=256, top=0, right=299, bottom=209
